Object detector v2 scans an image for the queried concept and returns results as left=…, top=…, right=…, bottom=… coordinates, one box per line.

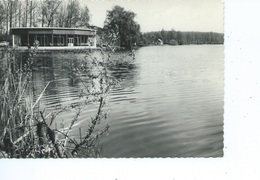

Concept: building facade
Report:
left=11, top=27, right=97, bottom=48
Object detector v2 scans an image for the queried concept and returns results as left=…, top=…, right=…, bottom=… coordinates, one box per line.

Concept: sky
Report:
left=80, top=0, right=224, bottom=33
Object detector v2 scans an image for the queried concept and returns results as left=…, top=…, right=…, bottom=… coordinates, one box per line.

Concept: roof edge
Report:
left=11, top=27, right=95, bottom=31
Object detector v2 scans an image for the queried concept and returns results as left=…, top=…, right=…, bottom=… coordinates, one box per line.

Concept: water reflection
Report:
left=108, top=53, right=139, bottom=90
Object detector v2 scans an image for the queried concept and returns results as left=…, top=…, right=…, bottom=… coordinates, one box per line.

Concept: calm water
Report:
left=11, top=45, right=224, bottom=157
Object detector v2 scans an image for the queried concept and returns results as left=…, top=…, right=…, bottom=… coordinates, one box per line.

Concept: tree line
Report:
left=139, top=29, right=224, bottom=46
left=0, top=1, right=223, bottom=48
left=102, top=6, right=224, bottom=49
left=0, top=0, right=90, bottom=41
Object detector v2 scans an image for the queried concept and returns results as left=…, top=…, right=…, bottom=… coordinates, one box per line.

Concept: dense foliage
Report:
left=104, top=6, right=141, bottom=50
left=140, top=29, right=224, bottom=45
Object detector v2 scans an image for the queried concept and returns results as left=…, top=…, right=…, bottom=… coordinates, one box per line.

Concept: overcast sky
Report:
left=80, top=0, right=223, bottom=33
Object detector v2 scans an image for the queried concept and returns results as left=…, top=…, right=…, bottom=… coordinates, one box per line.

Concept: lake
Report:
left=6, top=45, right=224, bottom=157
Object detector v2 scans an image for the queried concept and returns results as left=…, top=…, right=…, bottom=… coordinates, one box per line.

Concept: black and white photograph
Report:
left=0, top=0, right=224, bottom=158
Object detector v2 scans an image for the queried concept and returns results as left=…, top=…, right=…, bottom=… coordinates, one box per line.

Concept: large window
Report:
left=53, top=35, right=65, bottom=46
left=35, top=35, right=48, bottom=46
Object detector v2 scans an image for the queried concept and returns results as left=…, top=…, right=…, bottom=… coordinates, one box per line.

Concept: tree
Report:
left=42, top=0, right=61, bottom=27
left=77, top=6, right=90, bottom=27
left=29, top=0, right=38, bottom=27
left=24, top=0, right=28, bottom=27
left=56, top=2, right=67, bottom=27
left=104, top=5, right=140, bottom=49
left=17, top=1, right=22, bottom=27
left=65, top=0, right=80, bottom=28
left=0, top=1, right=5, bottom=37
left=161, top=29, right=167, bottom=43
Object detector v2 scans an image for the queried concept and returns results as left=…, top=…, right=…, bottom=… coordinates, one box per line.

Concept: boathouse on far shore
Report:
left=11, top=27, right=97, bottom=49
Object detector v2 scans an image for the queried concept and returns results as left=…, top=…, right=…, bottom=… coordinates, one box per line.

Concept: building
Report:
left=88, top=25, right=103, bottom=47
left=11, top=27, right=97, bottom=50
left=157, top=39, right=163, bottom=45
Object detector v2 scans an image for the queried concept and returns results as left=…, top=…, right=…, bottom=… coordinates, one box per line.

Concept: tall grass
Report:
left=0, top=46, right=37, bottom=157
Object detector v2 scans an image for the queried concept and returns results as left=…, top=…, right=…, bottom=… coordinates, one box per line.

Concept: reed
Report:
left=0, top=46, right=38, bottom=158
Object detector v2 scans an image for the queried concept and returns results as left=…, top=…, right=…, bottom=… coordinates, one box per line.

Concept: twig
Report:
left=64, top=108, right=81, bottom=147
left=71, top=97, right=104, bottom=154
left=55, top=129, right=77, bottom=146
left=13, top=130, right=31, bottom=145
left=32, top=81, right=50, bottom=109
left=49, top=106, right=67, bottom=126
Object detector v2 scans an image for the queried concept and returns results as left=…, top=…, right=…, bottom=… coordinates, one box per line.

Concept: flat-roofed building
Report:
left=11, top=27, right=97, bottom=49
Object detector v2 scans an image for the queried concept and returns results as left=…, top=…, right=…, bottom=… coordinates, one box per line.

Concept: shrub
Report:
left=0, top=33, right=134, bottom=158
